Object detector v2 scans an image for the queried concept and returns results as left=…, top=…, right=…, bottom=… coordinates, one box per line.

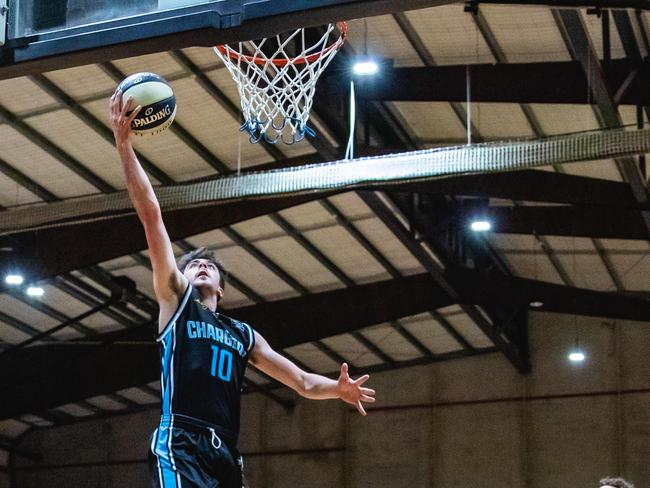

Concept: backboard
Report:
left=0, top=0, right=442, bottom=80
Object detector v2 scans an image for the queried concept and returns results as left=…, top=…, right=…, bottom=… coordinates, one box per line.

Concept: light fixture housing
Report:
left=470, top=220, right=491, bottom=232
left=5, top=274, right=24, bottom=285
left=26, top=286, right=44, bottom=297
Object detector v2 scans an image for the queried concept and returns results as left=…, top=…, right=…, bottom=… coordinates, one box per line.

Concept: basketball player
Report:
left=109, top=92, right=375, bottom=488
left=599, top=477, right=635, bottom=488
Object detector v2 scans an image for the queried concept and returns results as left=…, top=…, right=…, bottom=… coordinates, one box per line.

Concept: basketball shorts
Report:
left=148, top=420, right=243, bottom=488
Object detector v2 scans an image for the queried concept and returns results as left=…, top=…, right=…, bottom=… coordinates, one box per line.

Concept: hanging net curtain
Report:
left=214, top=22, right=347, bottom=144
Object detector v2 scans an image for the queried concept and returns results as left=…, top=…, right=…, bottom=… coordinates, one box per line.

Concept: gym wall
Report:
left=10, top=311, right=650, bottom=488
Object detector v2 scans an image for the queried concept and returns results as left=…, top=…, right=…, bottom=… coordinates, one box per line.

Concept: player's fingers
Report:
left=340, top=363, right=349, bottom=378
left=120, top=95, right=133, bottom=117
left=361, top=394, right=375, bottom=403
left=356, top=401, right=367, bottom=416
left=126, top=105, right=142, bottom=124
left=361, top=388, right=375, bottom=396
left=354, top=374, right=370, bottom=386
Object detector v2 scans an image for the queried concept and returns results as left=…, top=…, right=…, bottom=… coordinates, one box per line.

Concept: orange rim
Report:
left=215, top=21, right=347, bottom=67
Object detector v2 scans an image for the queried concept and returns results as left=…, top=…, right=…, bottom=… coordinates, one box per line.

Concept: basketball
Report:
left=116, top=72, right=176, bottom=136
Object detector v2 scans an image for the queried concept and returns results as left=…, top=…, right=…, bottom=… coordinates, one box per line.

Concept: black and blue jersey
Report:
left=155, top=284, right=255, bottom=443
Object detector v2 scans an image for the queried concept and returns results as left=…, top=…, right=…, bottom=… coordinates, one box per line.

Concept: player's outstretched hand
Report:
left=109, top=91, right=141, bottom=144
left=336, top=363, right=375, bottom=415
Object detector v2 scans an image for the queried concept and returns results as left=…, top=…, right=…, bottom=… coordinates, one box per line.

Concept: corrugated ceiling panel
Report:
left=253, top=236, right=343, bottom=292
left=352, top=217, right=424, bottom=275
left=346, top=15, right=423, bottom=67
left=279, top=200, right=336, bottom=229
left=44, top=64, right=117, bottom=99
left=0, top=124, right=98, bottom=198
left=115, top=387, right=159, bottom=405
left=0, top=321, right=32, bottom=345
left=405, top=5, right=495, bottom=64
left=400, top=313, right=461, bottom=354
left=528, top=104, right=599, bottom=134
left=230, top=216, right=284, bottom=241
left=185, top=228, right=232, bottom=250
left=580, top=10, right=626, bottom=60
left=38, top=284, right=109, bottom=326
left=482, top=5, right=570, bottom=62
left=112, top=52, right=183, bottom=79
left=599, top=239, right=650, bottom=251
left=303, top=225, right=391, bottom=284
left=100, top=255, right=139, bottom=274
left=438, top=306, right=493, bottom=348
left=0, top=419, right=30, bottom=438
left=215, top=286, right=252, bottom=309
left=608, top=254, right=650, bottom=290
left=327, top=192, right=374, bottom=220
left=391, top=102, right=466, bottom=142
left=180, top=47, right=222, bottom=70
left=204, top=68, right=317, bottom=160
left=113, top=265, right=155, bottom=299
left=25, top=108, right=126, bottom=190
left=85, top=395, right=128, bottom=411
left=0, top=172, right=40, bottom=207
left=56, top=403, right=95, bottom=417
left=491, top=233, right=536, bottom=251
left=283, top=343, right=339, bottom=372
left=544, top=236, right=599, bottom=251
left=556, top=253, right=616, bottom=290
left=502, top=253, right=565, bottom=284
left=0, top=294, right=58, bottom=332
left=321, top=333, right=383, bottom=367
left=168, top=76, right=282, bottom=169
left=19, top=415, right=52, bottom=427
left=562, top=159, right=623, bottom=182
left=360, top=324, right=422, bottom=362
left=0, top=77, right=58, bottom=114
left=130, top=124, right=218, bottom=183
left=459, top=102, right=536, bottom=139
left=620, top=105, right=649, bottom=126
left=215, top=246, right=298, bottom=301
left=51, top=327, right=85, bottom=341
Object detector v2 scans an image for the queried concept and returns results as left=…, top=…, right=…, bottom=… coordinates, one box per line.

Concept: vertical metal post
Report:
left=466, top=65, right=472, bottom=145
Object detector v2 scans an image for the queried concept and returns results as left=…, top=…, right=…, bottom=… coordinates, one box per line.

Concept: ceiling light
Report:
left=529, top=301, right=544, bottom=308
left=353, top=60, right=379, bottom=75
left=26, top=287, right=44, bottom=297
left=5, top=274, right=24, bottom=285
left=568, top=351, right=585, bottom=363
left=470, top=220, right=491, bottom=232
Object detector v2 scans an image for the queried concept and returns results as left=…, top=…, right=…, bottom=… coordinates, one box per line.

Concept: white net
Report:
left=2, top=128, right=649, bottom=236
left=214, top=23, right=346, bottom=144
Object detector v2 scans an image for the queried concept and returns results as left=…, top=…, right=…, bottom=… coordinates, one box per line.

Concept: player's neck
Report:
left=196, top=289, right=219, bottom=312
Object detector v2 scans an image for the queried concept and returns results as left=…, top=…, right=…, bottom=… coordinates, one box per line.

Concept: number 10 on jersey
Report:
left=210, top=345, right=233, bottom=381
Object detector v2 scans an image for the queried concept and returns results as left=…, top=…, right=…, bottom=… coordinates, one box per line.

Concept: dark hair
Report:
left=600, top=478, right=635, bottom=488
left=177, top=247, right=228, bottom=290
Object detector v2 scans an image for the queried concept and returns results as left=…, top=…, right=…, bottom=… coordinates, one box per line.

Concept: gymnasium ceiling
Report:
left=1, top=0, right=650, bottom=465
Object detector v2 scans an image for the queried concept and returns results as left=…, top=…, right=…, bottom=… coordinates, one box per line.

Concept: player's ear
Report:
left=216, top=287, right=224, bottom=299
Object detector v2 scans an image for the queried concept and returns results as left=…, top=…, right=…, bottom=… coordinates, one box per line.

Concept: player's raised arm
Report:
left=109, top=91, right=187, bottom=325
left=249, top=331, right=376, bottom=415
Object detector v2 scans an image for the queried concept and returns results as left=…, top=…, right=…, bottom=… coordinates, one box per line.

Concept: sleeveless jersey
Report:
left=156, top=284, right=255, bottom=444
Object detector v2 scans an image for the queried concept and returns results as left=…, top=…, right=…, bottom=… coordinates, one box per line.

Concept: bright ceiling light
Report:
left=568, top=351, right=585, bottom=362
left=353, top=60, right=379, bottom=75
left=26, top=287, right=44, bottom=297
left=529, top=301, right=544, bottom=308
left=470, top=220, right=491, bottom=232
left=5, top=274, right=24, bottom=285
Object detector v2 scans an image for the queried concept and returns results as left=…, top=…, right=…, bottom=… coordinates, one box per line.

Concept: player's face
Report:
left=184, top=259, right=222, bottom=295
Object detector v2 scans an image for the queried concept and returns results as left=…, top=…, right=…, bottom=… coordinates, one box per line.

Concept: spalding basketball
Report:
left=117, top=72, right=176, bottom=136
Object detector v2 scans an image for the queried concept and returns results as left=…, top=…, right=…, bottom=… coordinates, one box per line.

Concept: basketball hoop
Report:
left=214, top=22, right=347, bottom=144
